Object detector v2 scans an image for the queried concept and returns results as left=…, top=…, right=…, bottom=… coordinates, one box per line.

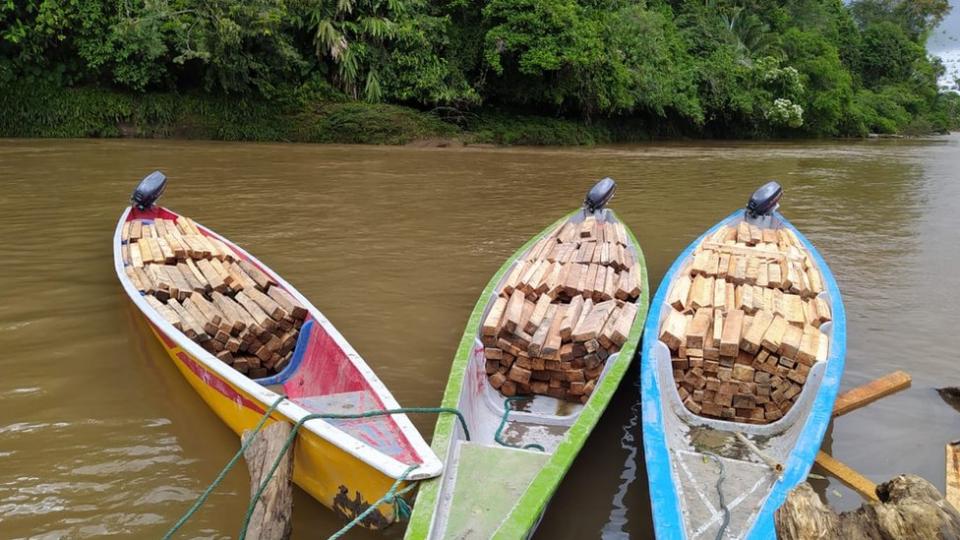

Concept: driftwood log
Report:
left=242, top=421, right=294, bottom=540
left=775, top=475, right=960, bottom=539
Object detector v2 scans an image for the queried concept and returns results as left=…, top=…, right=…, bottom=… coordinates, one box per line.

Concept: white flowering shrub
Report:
left=765, top=98, right=804, bottom=128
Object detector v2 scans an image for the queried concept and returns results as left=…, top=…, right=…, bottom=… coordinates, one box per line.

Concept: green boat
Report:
left=405, top=179, right=649, bottom=539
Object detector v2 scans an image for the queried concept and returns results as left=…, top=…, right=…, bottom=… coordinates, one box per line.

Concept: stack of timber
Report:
left=480, top=216, right=642, bottom=403
left=658, top=223, right=832, bottom=424
left=119, top=216, right=308, bottom=378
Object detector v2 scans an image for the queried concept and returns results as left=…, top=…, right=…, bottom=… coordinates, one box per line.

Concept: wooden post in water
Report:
left=242, top=421, right=294, bottom=540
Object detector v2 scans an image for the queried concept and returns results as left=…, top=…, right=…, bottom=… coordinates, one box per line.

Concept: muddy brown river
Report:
left=1, top=136, right=958, bottom=539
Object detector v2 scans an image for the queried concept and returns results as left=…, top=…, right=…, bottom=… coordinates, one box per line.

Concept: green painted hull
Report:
left=405, top=209, right=650, bottom=539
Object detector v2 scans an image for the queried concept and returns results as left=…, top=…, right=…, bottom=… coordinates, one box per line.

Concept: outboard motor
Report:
left=584, top=177, right=617, bottom=214
left=745, top=181, right=782, bottom=224
left=131, top=171, right=167, bottom=210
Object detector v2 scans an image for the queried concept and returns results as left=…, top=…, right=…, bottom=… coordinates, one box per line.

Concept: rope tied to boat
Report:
left=494, top=397, right=546, bottom=452
left=162, top=396, right=471, bottom=539
left=704, top=452, right=731, bottom=540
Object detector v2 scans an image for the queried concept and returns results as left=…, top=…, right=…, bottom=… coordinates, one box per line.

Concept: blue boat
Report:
left=640, top=182, right=846, bottom=539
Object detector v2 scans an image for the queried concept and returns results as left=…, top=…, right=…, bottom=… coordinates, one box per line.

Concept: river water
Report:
left=0, top=136, right=958, bottom=539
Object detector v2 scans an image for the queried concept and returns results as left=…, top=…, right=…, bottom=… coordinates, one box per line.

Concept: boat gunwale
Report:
left=405, top=208, right=651, bottom=539
left=113, top=205, right=443, bottom=480
left=640, top=209, right=847, bottom=540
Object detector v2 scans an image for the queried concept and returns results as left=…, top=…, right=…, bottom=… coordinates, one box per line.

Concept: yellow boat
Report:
left=113, top=172, right=442, bottom=528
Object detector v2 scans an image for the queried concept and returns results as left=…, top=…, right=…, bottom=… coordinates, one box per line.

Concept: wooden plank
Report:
left=560, top=295, right=584, bottom=341
left=685, top=308, right=712, bottom=349
left=691, top=250, right=713, bottom=276
left=502, top=289, right=526, bottom=334
left=761, top=315, right=788, bottom=353
left=572, top=300, right=615, bottom=342
left=144, top=295, right=183, bottom=329
left=156, top=237, right=176, bottom=263
left=668, top=275, right=692, bottom=310
left=948, top=441, right=960, bottom=512
left=129, top=220, right=143, bottom=240
left=176, top=262, right=205, bottom=293
left=525, top=294, right=553, bottom=334
left=167, top=298, right=210, bottom=341
left=245, top=287, right=287, bottom=320
left=689, top=274, right=714, bottom=310
left=529, top=304, right=557, bottom=357
left=719, top=309, right=744, bottom=358
left=814, top=451, right=879, bottom=502
left=502, top=261, right=528, bottom=296
left=610, top=301, right=638, bottom=347
left=185, top=258, right=210, bottom=290
left=542, top=305, right=567, bottom=358
left=235, top=291, right=276, bottom=332
left=129, top=241, right=144, bottom=268
left=832, top=371, right=912, bottom=417
left=208, top=258, right=235, bottom=288
left=741, top=309, right=773, bottom=354
left=713, top=279, right=726, bottom=312
left=164, top=264, right=191, bottom=301
left=124, top=266, right=144, bottom=292
left=239, top=260, right=276, bottom=290
left=563, top=263, right=584, bottom=296
left=138, top=239, right=156, bottom=265
left=602, top=265, right=617, bottom=301
left=658, top=309, right=688, bottom=351
left=211, top=291, right=248, bottom=335
left=197, top=259, right=226, bottom=292
left=482, top=297, right=508, bottom=337
left=224, top=261, right=256, bottom=291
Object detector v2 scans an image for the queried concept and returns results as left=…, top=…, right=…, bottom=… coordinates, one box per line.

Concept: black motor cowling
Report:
left=131, top=171, right=167, bottom=210
left=746, top=181, right=783, bottom=219
left=584, top=177, right=617, bottom=214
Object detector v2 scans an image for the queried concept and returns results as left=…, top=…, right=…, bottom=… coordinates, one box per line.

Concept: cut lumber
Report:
left=482, top=297, right=508, bottom=337
left=245, top=287, right=287, bottom=321
left=813, top=451, right=879, bottom=502
left=239, top=260, right=276, bottom=290
left=832, top=371, right=912, bottom=417
left=948, top=441, right=960, bottom=512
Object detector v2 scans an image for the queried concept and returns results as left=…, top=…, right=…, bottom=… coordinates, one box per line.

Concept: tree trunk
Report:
left=776, top=475, right=960, bottom=540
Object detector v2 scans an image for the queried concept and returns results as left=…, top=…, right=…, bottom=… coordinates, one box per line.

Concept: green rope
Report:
left=162, top=396, right=286, bottom=540
left=494, top=397, right=545, bottom=452
left=237, top=406, right=470, bottom=539
left=326, top=464, right=419, bottom=540
left=162, top=398, right=469, bottom=539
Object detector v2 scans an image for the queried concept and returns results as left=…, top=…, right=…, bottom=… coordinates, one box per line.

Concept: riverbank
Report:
left=2, top=84, right=954, bottom=146
left=0, top=84, right=637, bottom=146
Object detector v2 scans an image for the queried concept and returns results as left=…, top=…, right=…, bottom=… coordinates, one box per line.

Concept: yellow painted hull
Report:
left=148, top=322, right=405, bottom=528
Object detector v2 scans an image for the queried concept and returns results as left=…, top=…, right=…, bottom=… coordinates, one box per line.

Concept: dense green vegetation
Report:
left=1, top=0, right=957, bottom=144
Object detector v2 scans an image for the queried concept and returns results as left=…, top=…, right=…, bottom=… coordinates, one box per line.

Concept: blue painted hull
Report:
left=640, top=210, right=847, bottom=539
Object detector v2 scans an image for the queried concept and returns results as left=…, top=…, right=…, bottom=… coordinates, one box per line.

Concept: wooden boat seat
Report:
left=434, top=441, right=549, bottom=539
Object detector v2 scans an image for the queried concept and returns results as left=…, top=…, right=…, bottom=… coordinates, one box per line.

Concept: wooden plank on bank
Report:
left=814, top=450, right=879, bottom=502
left=948, top=441, right=960, bottom=512
left=832, top=371, right=912, bottom=417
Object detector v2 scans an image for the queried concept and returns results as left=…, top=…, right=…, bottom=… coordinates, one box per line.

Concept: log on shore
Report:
left=775, top=475, right=960, bottom=540
left=242, top=421, right=294, bottom=540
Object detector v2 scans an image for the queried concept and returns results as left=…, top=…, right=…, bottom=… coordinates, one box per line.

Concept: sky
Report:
left=929, top=0, right=960, bottom=53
